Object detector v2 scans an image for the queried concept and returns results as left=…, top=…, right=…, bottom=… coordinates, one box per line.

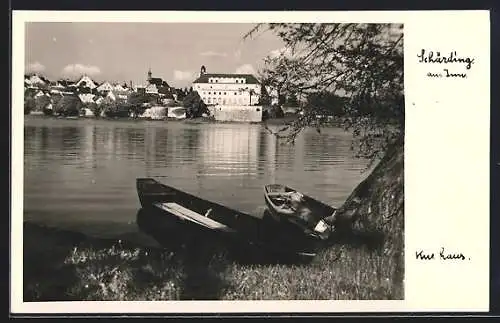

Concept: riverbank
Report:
left=24, top=114, right=344, bottom=128
left=25, top=113, right=297, bottom=124
left=23, top=203, right=402, bottom=301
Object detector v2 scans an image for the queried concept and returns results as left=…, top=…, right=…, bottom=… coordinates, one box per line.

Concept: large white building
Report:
left=192, top=66, right=261, bottom=106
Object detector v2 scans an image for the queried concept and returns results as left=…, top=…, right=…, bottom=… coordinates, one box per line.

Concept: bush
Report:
left=262, top=105, right=284, bottom=120
left=102, top=101, right=130, bottom=118
left=35, top=95, right=51, bottom=112
left=182, top=91, right=209, bottom=118
left=54, top=95, right=83, bottom=117
left=24, top=97, right=36, bottom=115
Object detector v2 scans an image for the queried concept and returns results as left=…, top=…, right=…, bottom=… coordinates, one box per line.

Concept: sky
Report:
left=24, top=22, right=285, bottom=88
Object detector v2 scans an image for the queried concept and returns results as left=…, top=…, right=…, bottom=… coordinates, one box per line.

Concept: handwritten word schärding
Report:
left=417, top=49, right=475, bottom=70
left=418, top=49, right=476, bottom=79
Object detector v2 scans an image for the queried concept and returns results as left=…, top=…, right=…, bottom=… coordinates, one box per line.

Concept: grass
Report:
left=23, top=222, right=401, bottom=301
left=23, top=142, right=404, bottom=301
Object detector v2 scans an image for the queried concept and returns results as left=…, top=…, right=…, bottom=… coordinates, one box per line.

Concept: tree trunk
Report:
left=333, top=136, right=403, bottom=230
left=326, top=135, right=404, bottom=295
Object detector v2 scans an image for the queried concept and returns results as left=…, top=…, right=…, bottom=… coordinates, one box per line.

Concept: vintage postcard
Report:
left=11, top=10, right=490, bottom=314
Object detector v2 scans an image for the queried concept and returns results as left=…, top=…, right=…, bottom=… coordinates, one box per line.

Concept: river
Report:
left=23, top=116, right=371, bottom=244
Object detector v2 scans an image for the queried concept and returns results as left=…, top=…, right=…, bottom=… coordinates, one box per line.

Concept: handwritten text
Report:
left=418, top=49, right=476, bottom=79
left=415, top=248, right=470, bottom=262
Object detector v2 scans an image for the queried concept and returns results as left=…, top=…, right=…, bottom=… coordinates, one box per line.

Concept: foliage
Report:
left=51, top=94, right=63, bottom=107
left=45, top=95, right=62, bottom=115
left=306, top=91, right=347, bottom=117
left=85, top=102, right=101, bottom=118
left=263, top=105, right=285, bottom=120
left=24, top=96, right=36, bottom=115
left=54, top=95, right=83, bottom=117
left=237, top=87, right=258, bottom=105
left=257, top=60, right=289, bottom=106
left=127, top=92, right=148, bottom=115
left=127, top=92, right=159, bottom=117
left=165, top=100, right=180, bottom=107
left=35, top=95, right=51, bottom=112
left=246, top=23, right=404, bottom=163
left=258, top=84, right=272, bottom=105
left=285, top=93, right=299, bottom=107
left=182, top=91, right=209, bottom=118
left=175, top=88, right=187, bottom=102
left=78, top=86, right=92, bottom=94
left=102, top=101, right=130, bottom=118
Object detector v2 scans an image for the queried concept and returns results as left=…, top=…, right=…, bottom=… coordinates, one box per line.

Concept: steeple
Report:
left=200, top=65, right=206, bottom=76
left=147, top=68, right=152, bottom=81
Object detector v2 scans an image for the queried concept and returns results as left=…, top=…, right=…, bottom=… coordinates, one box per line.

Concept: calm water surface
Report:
left=23, top=116, right=370, bottom=243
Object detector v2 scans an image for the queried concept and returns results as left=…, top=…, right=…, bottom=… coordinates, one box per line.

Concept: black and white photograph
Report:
left=12, top=10, right=491, bottom=314
left=20, top=20, right=405, bottom=302
left=10, top=10, right=494, bottom=316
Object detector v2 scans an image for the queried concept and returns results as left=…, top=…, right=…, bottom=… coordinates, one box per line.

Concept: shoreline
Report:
left=24, top=114, right=343, bottom=127
left=23, top=208, right=402, bottom=301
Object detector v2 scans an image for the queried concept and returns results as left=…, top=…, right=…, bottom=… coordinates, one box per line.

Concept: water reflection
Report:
left=23, top=117, right=369, bottom=239
left=198, top=124, right=260, bottom=177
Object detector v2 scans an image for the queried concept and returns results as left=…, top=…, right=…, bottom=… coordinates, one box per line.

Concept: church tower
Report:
left=200, top=65, right=206, bottom=76
left=147, top=68, right=152, bottom=82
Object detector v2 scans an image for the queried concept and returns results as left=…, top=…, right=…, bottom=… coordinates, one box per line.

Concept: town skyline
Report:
left=25, top=22, right=285, bottom=88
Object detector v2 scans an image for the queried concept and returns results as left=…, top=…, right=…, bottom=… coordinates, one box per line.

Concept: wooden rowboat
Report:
left=136, top=178, right=321, bottom=259
left=264, top=184, right=337, bottom=240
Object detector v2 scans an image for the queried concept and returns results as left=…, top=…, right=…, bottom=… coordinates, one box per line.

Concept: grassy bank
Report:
left=23, top=223, right=394, bottom=301
left=24, top=203, right=403, bottom=301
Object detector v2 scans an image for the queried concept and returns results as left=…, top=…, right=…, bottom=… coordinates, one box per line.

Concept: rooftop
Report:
left=148, top=77, right=170, bottom=88
left=193, top=73, right=260, bottom=84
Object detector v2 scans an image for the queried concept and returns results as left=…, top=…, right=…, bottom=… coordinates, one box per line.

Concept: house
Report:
left=139, top=68, right=174, bottom=96
left=75, top=75, right=98, bottom=90
left=134, top=84, right=146, bottom=94
left=24, top=78, right=33, bottom=89
left=82, top=108, right=95, bottom=117
left=78, top=93, right=95, bottom=104
left=97, top=81, right=114, bottom=93
left=34, top=90, right=46, bottom=99
left=111, top=83, right=131, bottom=100
left=55, top=79, right=78, bottom=94
left=24, top=88, right=38, bottom=98
left=106, top=91, right=116, bottom=102
left=58, top=79, right=76, bottom=88
left=158, top=84, right=175, bottom=99
left=147, top=68, right=170, bottom=88
left=145, top=83, right=158, bottom=95
left=113, top=83, right=128, bottom=92
left=192, top=65, right=261, bottom=106
left=49, top=82, right=66, bottom=95
left=94, top=95, right=105, bottom=105
left=115, top=91, right=129, bottom=101
left=24, top=74, right=49, bottom=88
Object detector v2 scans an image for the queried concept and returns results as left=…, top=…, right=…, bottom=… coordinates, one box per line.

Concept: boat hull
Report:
left=136, top=178, right=320, bottom=259
left=264, top=184, right=337, bottom=240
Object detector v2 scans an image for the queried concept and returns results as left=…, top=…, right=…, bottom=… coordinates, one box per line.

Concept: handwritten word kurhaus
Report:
left=417, top=49, right=475, bottom=70
left=415, top=248, right=468, bottom=261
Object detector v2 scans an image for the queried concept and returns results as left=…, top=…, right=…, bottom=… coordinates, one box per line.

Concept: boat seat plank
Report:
left=154, top=202, right=236, bottom=233
left=266, top=192, right=287, bottom=197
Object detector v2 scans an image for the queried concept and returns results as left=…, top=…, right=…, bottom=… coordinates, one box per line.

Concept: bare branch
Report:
left=249, top=23, right=404, bottom=162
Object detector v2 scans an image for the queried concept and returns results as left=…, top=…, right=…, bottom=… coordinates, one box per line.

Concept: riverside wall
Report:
left=211, top=105, right=263, bottom=122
